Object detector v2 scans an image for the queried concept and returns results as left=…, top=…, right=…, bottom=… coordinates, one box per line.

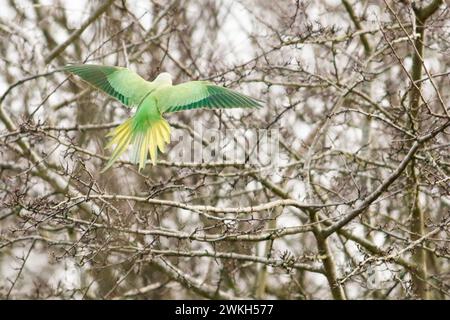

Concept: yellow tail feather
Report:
left=102, top=117, right=171, bottom=172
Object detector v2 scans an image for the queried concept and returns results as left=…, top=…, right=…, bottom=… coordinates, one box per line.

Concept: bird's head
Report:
left=154, top=72, right=172, bottom=85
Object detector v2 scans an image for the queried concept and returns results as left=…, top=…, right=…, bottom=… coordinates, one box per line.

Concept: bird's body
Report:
left=64, top=64, right=262, bottom=171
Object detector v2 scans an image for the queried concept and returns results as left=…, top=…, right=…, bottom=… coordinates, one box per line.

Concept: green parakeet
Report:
left=64, top=64, right=262, bottom=171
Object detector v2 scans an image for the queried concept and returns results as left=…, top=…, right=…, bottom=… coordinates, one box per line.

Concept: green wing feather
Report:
left=64, top=64, right=154, bottom=108
left=155, top=81, right=263, bottom=113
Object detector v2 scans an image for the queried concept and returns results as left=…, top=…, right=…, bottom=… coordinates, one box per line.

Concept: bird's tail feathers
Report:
left=130, top=118, right=171, bottom=170
left=102, top=117, right=171, bottom=172
left=102, top=118, right=133, bottom=172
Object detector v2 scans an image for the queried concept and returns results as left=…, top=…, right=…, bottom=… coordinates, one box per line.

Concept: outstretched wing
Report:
left=154, top=81, right=263, bottom=113
left=64, top=64, right=154, bottom=108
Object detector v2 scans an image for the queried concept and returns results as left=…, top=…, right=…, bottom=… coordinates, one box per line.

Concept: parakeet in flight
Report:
left=64, top=64, right=262, bottom=171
